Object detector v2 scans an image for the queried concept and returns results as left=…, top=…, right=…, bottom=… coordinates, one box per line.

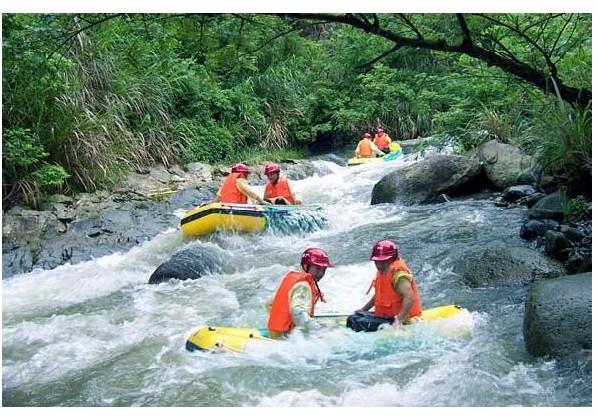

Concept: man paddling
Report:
left=348, top=240, right=422, bottom=332
left=267, top=248, right=332, bottom=338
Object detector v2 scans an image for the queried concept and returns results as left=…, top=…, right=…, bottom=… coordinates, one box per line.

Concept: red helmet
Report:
left=264, top=163, right=280, bottom=175
left=364, top=132, right=372, bottom=138
left=370, top=240, right=399, bottom=261
left=301, top=248, right=333, bottom=268
left=231, top=163, right=249, bottom=174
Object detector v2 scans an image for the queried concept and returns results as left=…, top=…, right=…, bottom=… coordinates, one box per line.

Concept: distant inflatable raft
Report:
left=180, top=202, right=326, bottom=237
left=185, top=304, right=472, bottom=353
left=347, top=142, right=402, bottom=166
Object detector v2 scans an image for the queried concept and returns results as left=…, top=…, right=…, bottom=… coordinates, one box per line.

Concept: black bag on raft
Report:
left=346, top=311, right=394, bottom=332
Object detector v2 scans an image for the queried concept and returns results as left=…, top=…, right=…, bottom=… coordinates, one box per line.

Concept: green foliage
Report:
left=2, top=128, right=49, bottom=177
left=176, top=119, right=234, bottom=164
left=563, top=196, right=591, bottom=223
left=31, top=164, right=70, bottom=190
left=532, top=100, right=591, bottom=194
left=2, top=13, right=591, bottom=206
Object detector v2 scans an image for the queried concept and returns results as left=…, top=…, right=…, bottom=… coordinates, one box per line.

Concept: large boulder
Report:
left=528, top=190, right=567, bottom=221
left=2, top=190, right=184, bottom=278
left=396, top=138, right=423, bottom=154
left=148, top=245, right=223, bottom=284
left=477, top=140, right=537, bottom=189
left=2, top=209, right=67, bottom=277
left=454, top=246, right=566, bottom=288
left=524, top=272, right=592, bottom=358
left=370, top=154, right=483, bottom=205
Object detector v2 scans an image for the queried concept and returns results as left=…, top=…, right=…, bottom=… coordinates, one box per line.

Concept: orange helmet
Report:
left=370, top=240, right=399, bottom=261
left=301, top=248, right=333, bottom=268
left=264, top=163, right=280, bottom=175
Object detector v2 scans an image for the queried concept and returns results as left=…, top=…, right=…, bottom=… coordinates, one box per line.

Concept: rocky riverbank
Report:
left=2, top=159, right=321, bottom=279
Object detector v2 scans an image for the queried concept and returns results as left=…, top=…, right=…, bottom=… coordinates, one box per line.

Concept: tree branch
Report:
left=275, top=13, right=590, bottom=107
left=357, top=44, right=401, bottom=69
left=398, top=14, right=423, bottom=40
left=456, top=14, right=473, bottom=48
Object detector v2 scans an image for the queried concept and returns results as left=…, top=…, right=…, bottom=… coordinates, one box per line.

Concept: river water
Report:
left=2, top=151, right=591, bottom=406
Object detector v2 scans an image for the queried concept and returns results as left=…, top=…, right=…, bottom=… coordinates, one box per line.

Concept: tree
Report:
left=275, top=13, right=591, bottom=107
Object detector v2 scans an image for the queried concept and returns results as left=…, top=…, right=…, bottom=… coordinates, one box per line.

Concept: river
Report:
left=2, top=151, right=591, bottom=406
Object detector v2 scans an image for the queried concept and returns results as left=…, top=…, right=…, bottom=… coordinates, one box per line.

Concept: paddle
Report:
left=314, top=313, right=353, bottom=319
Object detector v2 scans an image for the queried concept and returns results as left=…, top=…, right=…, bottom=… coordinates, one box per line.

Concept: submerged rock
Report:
left=454, top=245, right=566, bottom=288
left=148, top=245, right=223, bottom=284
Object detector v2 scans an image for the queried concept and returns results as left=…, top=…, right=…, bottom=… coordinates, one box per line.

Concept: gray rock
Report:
left=524, top=272, right=592, bottom=358
left=565, top=247, right=592, bottom=274
left=529, top=190, right=567, bottom=221
left=396, top=138, right=422, bottom=154
left=503, top=185, right=536, bottom=202
left=370, top=154, right=483, bottom=205
left=2, top=247, right=34, bottom=278
left=47, top=194, right=75, bottom=205
left=518, top=192, right=546, bottom=208
left=454, top=246, right=566, bottom=288
left=185, top=162, right=213, bottom=183
left=167, top=187, right=215, bottom=211
left=477, top=140, right=537, bottom=189
left=148, top=245, right=223, bottom=284
left=520, top=219, right=560, bottom=241
left=560, top=225, right=586, bottom=243
left=544, top=231, right=572, bottom=261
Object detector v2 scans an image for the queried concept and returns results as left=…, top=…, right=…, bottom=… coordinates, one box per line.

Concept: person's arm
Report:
left=289, top=282, right=321, bottom=332
left=370, top=141, right=385, bottom=157
left=355, top=143, right=361, bottom=157
left=215, top=187, right=222, bottom=202
left=236, top=178, right=268, bottom=204
left=357, top=295, right=375, bottom=312
left=393, top=272, right=415, bottom=324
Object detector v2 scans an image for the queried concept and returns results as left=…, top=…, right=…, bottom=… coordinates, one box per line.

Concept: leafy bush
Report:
left=563, top=196, right=591, bottom=222
left=31, top=164, right=70, bottom=190
left=2, top=128, right=48, bottom=179
left=176, top=119, right=234, bottom=164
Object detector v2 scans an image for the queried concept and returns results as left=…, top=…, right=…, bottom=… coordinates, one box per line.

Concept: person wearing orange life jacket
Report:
left=215, top=163, right=269, bottom=205
left=263, top=163, right=303, bottom=205
left=347, top=239, right=422, bottom=332
left=355, top=132, right=385, bottom=159
left=267, top=248, right=332, bottom=338
left=374, top=127, right=393, bottom=154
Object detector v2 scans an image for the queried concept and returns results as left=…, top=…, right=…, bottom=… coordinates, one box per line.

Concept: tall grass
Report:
left=51, top=28, right=184, bottom=191
left=533, top=101, right=591, bottom=194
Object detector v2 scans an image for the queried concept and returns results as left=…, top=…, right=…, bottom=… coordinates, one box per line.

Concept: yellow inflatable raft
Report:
left=347, top=143, right=402, bottom=166
left=185, top=304, right=471, bottom=353
left=180, top=202, right=325, bottom=237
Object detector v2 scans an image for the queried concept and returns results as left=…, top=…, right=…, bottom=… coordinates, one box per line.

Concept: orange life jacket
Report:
left=264, top=176, right=296, bottom=204
left=375, top=134, right=390, bottom=150
left=358, top=138, right=373, bottom=157
left=267, top=271, right=322, bottom=334
left=218, top=173, right=248, bottom=204
left=370, top=259, right=422, bottom=319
